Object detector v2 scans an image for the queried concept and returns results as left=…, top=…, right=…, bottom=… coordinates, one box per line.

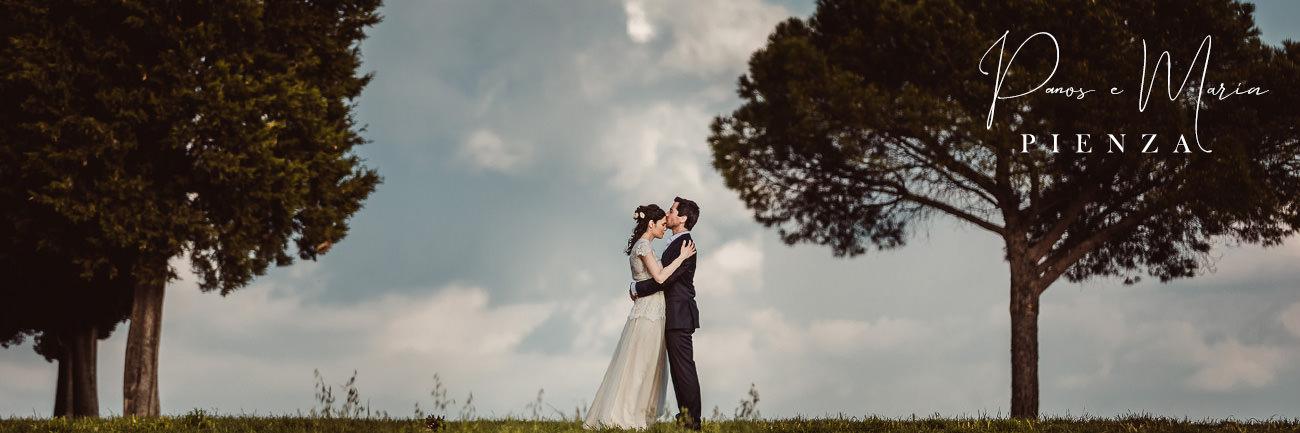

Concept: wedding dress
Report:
left=583, top=238, right=668, bottom=429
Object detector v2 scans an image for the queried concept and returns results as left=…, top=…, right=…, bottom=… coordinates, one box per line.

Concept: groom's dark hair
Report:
left=674, top=196, right=700, bottom=230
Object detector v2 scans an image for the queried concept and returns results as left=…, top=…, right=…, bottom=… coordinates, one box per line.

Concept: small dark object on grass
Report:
left=424, top=414, right=445, bottom=431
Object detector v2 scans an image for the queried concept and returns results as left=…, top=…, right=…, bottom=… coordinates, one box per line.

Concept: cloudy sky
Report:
left=3, top=0, right=1300, bottom=421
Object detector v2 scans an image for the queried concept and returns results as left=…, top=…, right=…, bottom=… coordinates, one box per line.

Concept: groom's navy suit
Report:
left=634, top=231, right=701, bottom=429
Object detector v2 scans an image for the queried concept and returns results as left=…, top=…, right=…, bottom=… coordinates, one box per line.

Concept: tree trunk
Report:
left=1008, top=275, right=1040, bottom=419
left=66, top=325, right=99, bottom=418
left=53, top=343, right=73, bottom=417
left=124, top=279, right=165, bottom=417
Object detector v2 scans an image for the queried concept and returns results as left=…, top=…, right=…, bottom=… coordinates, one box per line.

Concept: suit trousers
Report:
left=665, top=328, right=701, bottom=429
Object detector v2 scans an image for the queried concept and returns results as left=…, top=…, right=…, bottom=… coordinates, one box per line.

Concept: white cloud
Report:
left=808, top=317, right=931, bottom=353
left=633, top=0, right=789, bottom=76
left=696, top=236, right=764, bottom=297
left=567, top=296, right=634, bottom=356
left=1282, top=302, right=1300, bottom=338
left=745, top=308, right=807, bottom=355
left=0, top=360, right=50, bottom=399
left=1043, top=293, right=1297, bottom=393
left=595, top=0, right=785, bottom=96
left=720, top=309, right=930, bottom=358
left=591, top=102, right=753, bottom=230
left=380, top=285, right=555, bottom=357
left=579, top=1, right=785, bottom=231
left=1188, top=339, right=1289, bottom=391
left=459, top=129, right=531, bottom=173
left=582, top=0, right=787, bottom=100
left=687, top=307, right=1004, bottom=416
left=593, top=103, right=707, bottom=191
left=573, top=270, right=595, bottom=287
left=692, top=327, right=759, bottom=390
left=623, top=0, right=656, bottom=43
left=11, top=260, right=586, bottom=417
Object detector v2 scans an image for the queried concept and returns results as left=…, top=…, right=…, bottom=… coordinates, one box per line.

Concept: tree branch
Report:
left=888, top=139, right=1000, bottom=206
left=876, top=180, right=1005, bottom=235
left=1033, top=185, right=1193, bottom=295
left=888, top=129, right=1004, bottom=202
left=1024, top=159, right=1130, bottom=260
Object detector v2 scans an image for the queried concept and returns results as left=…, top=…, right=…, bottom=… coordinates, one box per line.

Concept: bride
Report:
left=583, top=204, right=696, bottom=430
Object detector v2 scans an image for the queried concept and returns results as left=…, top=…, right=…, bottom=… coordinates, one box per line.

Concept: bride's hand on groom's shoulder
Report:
left=680, top=240, right=696, bottom=259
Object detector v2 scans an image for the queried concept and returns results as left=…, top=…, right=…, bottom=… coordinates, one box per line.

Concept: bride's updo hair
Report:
left=625, top=204, right=666, bottom=255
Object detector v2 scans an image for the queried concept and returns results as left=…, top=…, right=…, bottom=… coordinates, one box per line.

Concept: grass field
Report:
left=2, top=412, right=1299, bottom=433
left=5, top=377, right=1297, bottom=432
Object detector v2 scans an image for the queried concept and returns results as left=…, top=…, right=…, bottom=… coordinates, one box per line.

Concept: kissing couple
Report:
left=583, top=197, right=703, bottom=430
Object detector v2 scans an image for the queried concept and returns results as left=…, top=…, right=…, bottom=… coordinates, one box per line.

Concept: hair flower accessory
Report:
left=633, top=211, right=645, bottom=220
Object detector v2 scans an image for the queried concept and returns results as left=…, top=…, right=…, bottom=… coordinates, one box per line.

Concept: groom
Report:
left=630, top=196, right=702, bottom=430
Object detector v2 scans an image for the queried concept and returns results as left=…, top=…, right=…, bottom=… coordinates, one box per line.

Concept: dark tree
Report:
left=0, top=0, right=382, bottom=417
left=710, top=0, right=1299, bottom=418
left=0, top=251, right=134, bottom=417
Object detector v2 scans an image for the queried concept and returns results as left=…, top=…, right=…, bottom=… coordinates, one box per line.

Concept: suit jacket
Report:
left=634, top=232, right=699, bottom=330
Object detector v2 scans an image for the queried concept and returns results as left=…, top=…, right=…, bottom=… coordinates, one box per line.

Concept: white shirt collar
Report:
left=666, top=229, right=690, bottom=245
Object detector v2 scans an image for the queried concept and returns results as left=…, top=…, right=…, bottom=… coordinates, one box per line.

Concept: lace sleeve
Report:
left=633, top=239, right=652, bottom=258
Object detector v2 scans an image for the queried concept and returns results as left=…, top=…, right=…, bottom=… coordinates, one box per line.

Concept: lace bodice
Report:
left=628, top=238, right=665, bottom=321
left=629, top=238, right=653, bottom=281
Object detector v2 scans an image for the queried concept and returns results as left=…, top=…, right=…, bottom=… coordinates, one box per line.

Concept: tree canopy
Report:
left=713, top=0, right=1299, bottom=286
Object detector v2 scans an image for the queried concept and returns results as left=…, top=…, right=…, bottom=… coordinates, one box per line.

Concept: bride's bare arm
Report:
left=638, top=240, right=696, bottom=284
